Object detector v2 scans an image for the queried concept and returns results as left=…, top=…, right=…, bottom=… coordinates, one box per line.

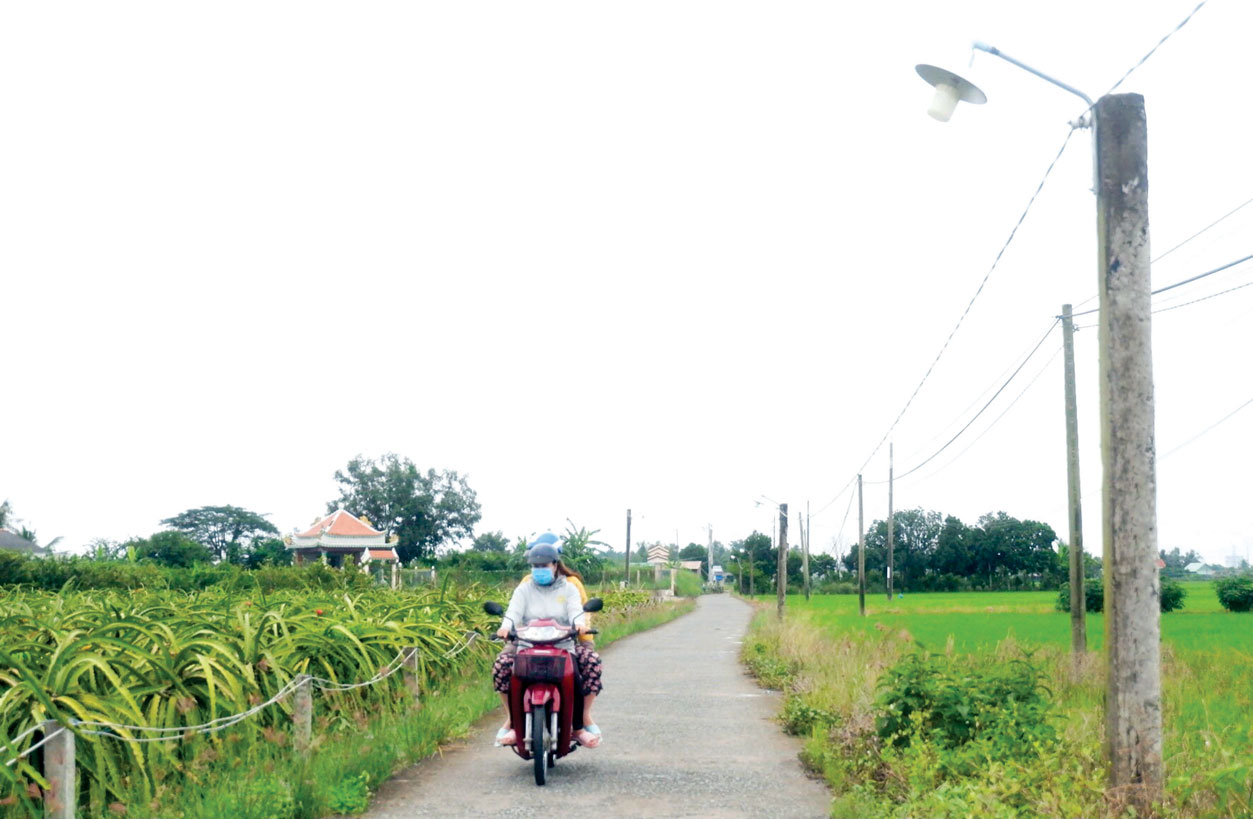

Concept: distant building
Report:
left=287, top=509, right=399, bottom=572
left=679, top=560, right=703, bottom=574
left=711, top=564, right=727, bottom=582
left=1184, top=562, right=1218, bottom=577
left=0, top=528, right=50, bottom=558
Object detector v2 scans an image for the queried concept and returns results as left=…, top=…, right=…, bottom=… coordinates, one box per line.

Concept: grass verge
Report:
left=742, top=605, right=1253, bottom=819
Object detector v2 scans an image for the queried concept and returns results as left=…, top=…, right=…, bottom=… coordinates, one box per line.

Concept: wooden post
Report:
left=857, top=475, right=866, bottom=617
left=1062, top=304, right=1087, bottom=665
left=776, top=503, right=788, bottom=619
left=886, top=443, right=895, bottom=601
left=40, top=720, right=75, bottom=819
left=293, top=674, right=312, bottom=753
left=1096, top=93, right=1161, bottom=810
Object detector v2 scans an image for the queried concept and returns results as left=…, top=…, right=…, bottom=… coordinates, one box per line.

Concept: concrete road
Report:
left=363, top=594, right=831, bottom=818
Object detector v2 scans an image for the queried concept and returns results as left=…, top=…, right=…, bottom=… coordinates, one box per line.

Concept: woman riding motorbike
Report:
left=492, top=539, right=604, bottom=748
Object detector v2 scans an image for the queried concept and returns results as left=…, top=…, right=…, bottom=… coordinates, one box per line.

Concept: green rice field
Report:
left=770, top=582, right=1249, bottom=654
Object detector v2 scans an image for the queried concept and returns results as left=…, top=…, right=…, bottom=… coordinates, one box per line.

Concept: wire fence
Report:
left=2, top=631, right=483, bottom=764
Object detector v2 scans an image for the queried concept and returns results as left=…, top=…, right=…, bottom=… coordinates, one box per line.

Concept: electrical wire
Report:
left=898, top=344, right=1063, bottom=489
left=1154, top=196, right=1253, bottom=265
left=1153, top=279, right=1253, bottom=315
left=1102, top=1, right=1210, bottom=99
left=1070, top=252, right=1253, bottom=317
left=865, top=318, right=1060, bottom=485
left=813, top=128, right=1078, bottom=519
left=1160, top=396, right=1253, bottom=460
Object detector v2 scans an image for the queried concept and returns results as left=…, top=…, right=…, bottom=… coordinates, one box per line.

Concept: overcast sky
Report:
left=4, top=0, right=1251, bottom=568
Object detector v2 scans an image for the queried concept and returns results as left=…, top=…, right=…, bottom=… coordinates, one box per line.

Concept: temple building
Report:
left=287, top=509, right=400, bottom=584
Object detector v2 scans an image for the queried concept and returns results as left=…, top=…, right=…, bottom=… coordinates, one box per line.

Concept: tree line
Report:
left=725, top=509, right=1077, bottom=594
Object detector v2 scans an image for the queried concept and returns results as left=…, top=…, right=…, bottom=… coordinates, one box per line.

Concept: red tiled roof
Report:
left=368, top=549, right=399, bottom=561
left=297, top=509, right=383, bottom=539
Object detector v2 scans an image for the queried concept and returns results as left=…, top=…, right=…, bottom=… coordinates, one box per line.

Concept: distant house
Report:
left=1184, top=562, right=1218, bottom=577
left=679, top=560, right=703, bottom=574
left=711, top=564, right=727, bottom=582
left=0, top=528, right=50, bottom=558
left=287, top=510, right=399, bottom=577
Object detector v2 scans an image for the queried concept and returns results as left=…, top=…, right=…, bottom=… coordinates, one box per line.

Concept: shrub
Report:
left=874, top=651, right=1056, bottom=760
left=1056, top=577, right=1103, bottom=613
left=1215, top=574, right=1253, bottom=612
left=1160, top=579, right=1187, bottom=612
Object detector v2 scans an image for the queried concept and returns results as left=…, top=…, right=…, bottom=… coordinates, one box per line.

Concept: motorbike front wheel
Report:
left=531, top=704, right=547, bottom=786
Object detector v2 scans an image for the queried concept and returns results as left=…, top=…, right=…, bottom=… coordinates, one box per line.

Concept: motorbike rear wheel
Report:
left=531, top=704, right=547, bottom=786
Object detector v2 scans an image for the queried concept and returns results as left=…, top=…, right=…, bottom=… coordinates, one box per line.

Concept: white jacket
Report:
left=502, top=575, right=585, bottom=633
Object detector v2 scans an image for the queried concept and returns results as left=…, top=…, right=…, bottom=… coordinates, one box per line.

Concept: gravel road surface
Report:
left=362, top=594, right=831, bottom=818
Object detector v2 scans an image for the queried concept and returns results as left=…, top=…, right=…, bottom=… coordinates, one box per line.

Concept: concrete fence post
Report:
left=293, top=675, right=312, bottom=754
left=402, top=646, right=422, bottom=709
left=39, top=720, right=75, bottom=819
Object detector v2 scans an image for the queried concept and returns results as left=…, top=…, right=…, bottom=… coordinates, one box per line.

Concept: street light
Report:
left=917, top=41, right=1161, bottom=809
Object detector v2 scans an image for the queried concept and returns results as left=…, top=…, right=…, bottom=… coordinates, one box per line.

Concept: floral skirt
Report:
left=492, top=644, right=603, bottom=696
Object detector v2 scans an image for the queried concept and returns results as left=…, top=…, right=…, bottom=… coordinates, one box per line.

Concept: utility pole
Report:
left=886, top=443, right=895, bottom=601
left=1096, top=93, right=1161, bottom=811
left=1062, top=304, right=1086, bottom=664
left=707, top=524, right=714, bottom=587
left=624, top=509, right=632, bottom=587
left=802, top=501, right=811, bottom=601
left=776, top=502, right=788, bottom=619
left=857, top=475, right=865, bottom=617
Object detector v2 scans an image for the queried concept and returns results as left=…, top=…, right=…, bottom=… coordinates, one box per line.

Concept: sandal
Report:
left=494, top=727, right=516, bottom=747
left=574, top=724, right=602, bottom=748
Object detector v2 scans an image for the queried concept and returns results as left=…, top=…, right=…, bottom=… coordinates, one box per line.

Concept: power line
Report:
left=1161, top=395, right=1253, bottom=460
left=815, top=128, right=1078, bottom=517
left=1154, top=196, right=1253, bottom=264
left=1153, top=279, right=1253, bottom=315
left=1103, top=0, right=1210, bottom=98
left=898, top=344, right=1063, bottom=489
left=866, top=318, right=1060, bottom=485
left=1070, top=252, right=1253, bottom=317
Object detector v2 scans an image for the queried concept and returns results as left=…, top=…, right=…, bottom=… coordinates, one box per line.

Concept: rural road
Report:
left=363, top=594, right=832, bottom=818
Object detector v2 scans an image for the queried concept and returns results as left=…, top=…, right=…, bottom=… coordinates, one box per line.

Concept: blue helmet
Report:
left=527, top=532, right=564, bottom=556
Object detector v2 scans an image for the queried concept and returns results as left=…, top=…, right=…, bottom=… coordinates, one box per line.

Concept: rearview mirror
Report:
left=583, top=598, right=603, bottom=613
left=483, top=601, right=504, bottom=616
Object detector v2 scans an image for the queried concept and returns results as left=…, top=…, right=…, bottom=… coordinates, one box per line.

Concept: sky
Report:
left=4, top=0, right=1252, bottom=569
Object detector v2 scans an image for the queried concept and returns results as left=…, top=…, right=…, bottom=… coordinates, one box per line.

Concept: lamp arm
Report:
left=972, top=41, right=1093, bottom=107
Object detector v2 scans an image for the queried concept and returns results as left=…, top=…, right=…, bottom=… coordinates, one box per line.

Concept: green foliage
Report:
left=1161, top=578, right=1188, bottom=612
left=327, top=772, right=372, bottom=815
left=1215, top=574, right=1253, bottom=612
left=671, top=569, right=703, bottom=597
left=160, top=505, right=279, bottom=564
left=327, top=453, right=481, bottom=563
left=780, top=697, right=836, bottom=736
left=126, top=530, right=213, bottom=567
left=875, top=652, right=1057, bottom=760
left=559, top=522, right=609, bottom=579
left=470, top=530, right=510, bottom=552
left=1055, top=577, right=1104, bottom=612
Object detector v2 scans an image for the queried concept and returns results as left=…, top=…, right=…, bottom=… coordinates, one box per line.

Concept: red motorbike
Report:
left=483, top=598, right=602, bottom=785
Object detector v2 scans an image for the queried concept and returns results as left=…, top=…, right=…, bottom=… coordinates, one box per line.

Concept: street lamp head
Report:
left=916, top=64, right=986, bottom=122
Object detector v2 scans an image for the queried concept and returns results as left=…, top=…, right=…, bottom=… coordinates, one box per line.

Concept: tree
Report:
left=160, top=505, right=279, bottom=564
left=327, top=453, right=482, bottom=563
left=471, top=531, right=510, bottom=553
left=126, top=531, right=213, bottom=567
left=243, top=537, right=293, bottom=568
left=679, top=543, right=709, bottom=575
left=0, top=499, right=11, bottom=529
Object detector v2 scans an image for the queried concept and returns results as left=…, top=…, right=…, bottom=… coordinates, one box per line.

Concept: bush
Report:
left=875, top=651, right=1056, bottom=760
left=1215, top=574, right=1253, bottom=612
left=1160, top=579, right=1187, bottom=612
left=1058, top=576, right=1186, bottom=613
left=1056, top=577, right=1103, bottom=613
